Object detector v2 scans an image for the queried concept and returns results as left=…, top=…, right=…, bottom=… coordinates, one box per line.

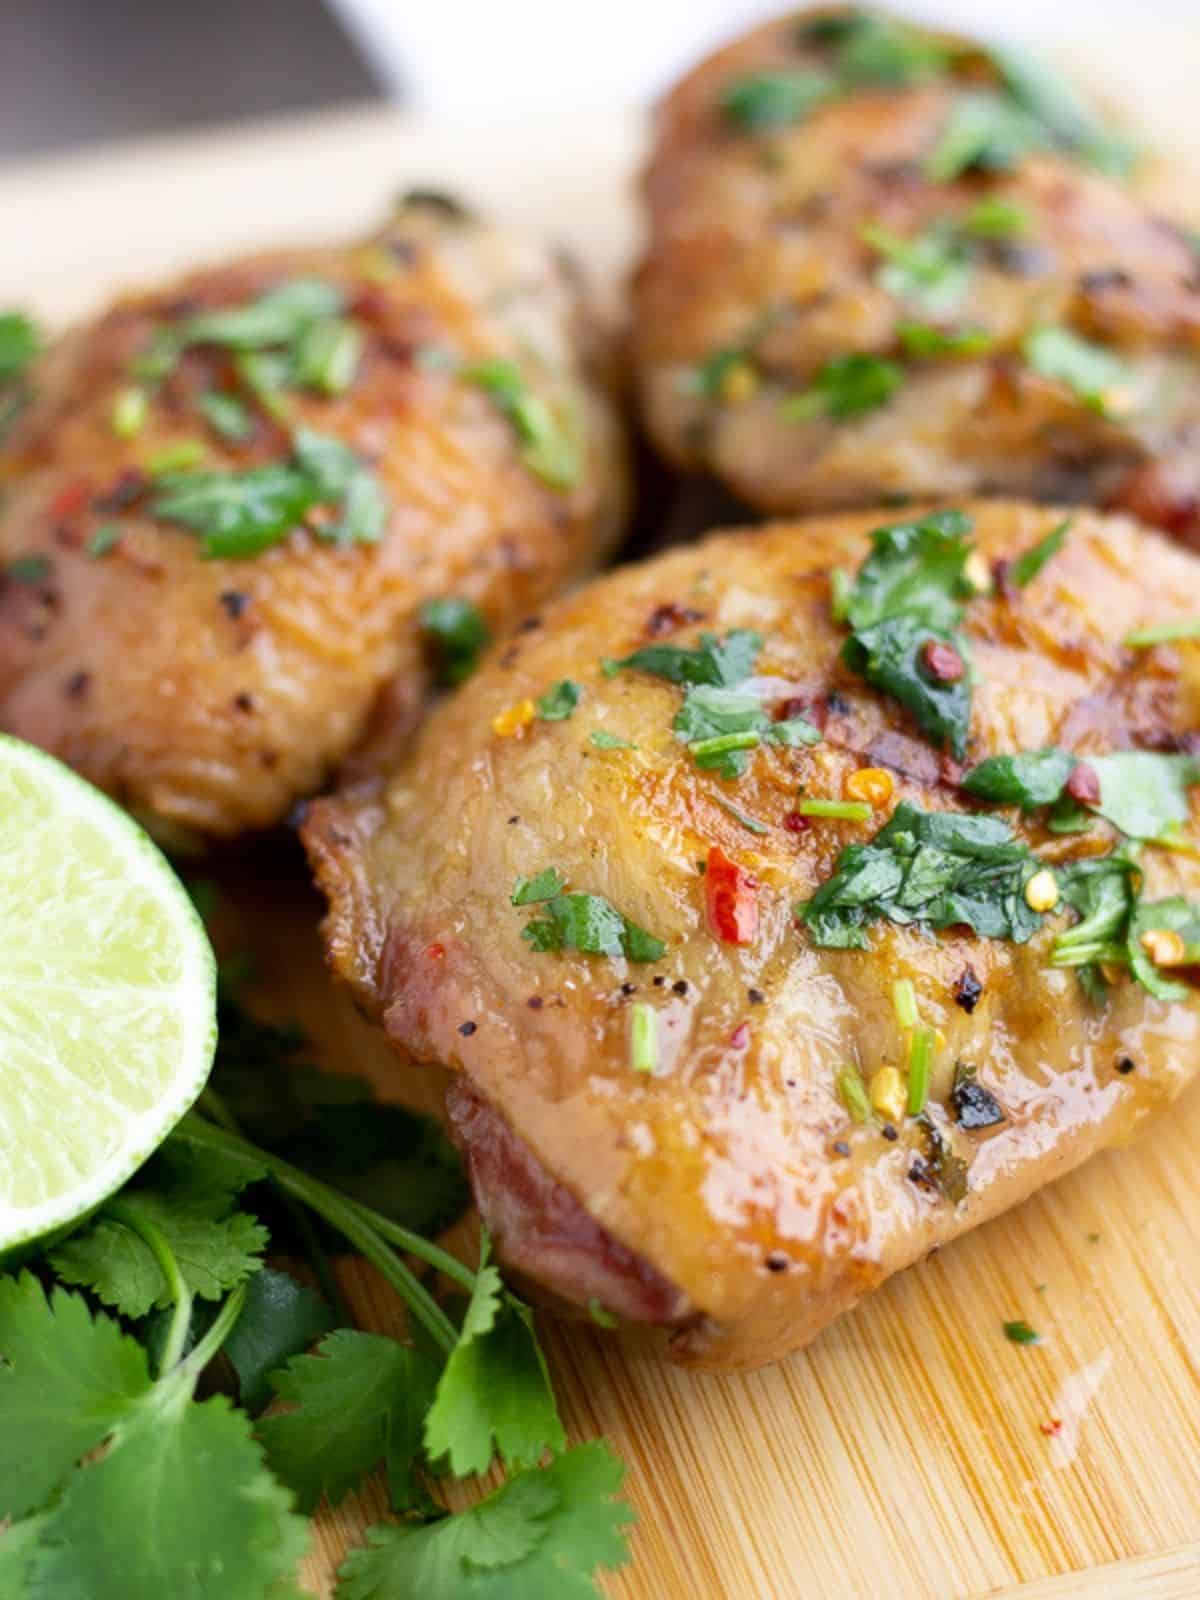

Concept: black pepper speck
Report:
left=458, top=1021, right=477, bottom=1037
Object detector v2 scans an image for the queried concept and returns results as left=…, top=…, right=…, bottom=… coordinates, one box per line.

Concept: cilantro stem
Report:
left=907, top=1027, right=936, bottom=1115
left=178, top=1115, right=461, bottom=1353
left=338, top=1201, right=477, bottom=1293
left=104, top=1198, right=193, bottom=1376
left=183, top=1282, right=250, bottom=1384
left=198, top=1086, right=354, bottom=1323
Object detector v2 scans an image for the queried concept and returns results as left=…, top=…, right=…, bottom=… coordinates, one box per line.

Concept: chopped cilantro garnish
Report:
left=1125, top=617, right=1200, bottom=648
left=899, top=322, right=992, bottom=358
left=720, top=70, right=837, bottom=130
left=612, top=628, right=762, bottom=689
left=962, top=196, right=1032, bottom=238
left=5, top=554, right=51, bottom=585
left=713, top=795, right=770, bottom=834
left=689, top=347, right=754, bottom=399
left=1022, top=327, right=1132, bottom=415
left=782, top=353, right=903, bottom=421
left=419, top=597, right=490, bottom=685
left=198, top=390, right=253, bottom=442
left=906, top=1027, right=935, bottom=1114
left=797, top=801, right=1045, bottom=950
left=292, top=316, right=364, bottom=396
left=512, top=868, right=567, bottom=906
left=833, top=13, right=951, bottom=85
left=463, top=359, right=579, bottom=490
left=990, top=43, right=1138, bottom=176
left=794, top=799, right=872, bottom=822
left=836, top=1065, right=872, bottom=1123
left=536, top=680, right=583, bottom=721
left=590, top=730, right=636, bottom=750
left=151, top=427, right=387, bottom=558
left=837, top=510, right=976, bottom=757
left=1008, top=517, right=1071, bottom=587
left=925, top=93, right=1046, bottom=182
left=962, top=749, right=1076, bottom=809
left=862, top=221, right=971, bottom=316
left=1003, top=1318, right=1040, bottom=1345
left=87, top=525, right=122, bottom=558
left=0, top=310, right=40, bottom=382
left=147, top=439, right=206, bottom=475
left=515, top=873, right=666, bottom=962
left=964, top=747, right=1199, bottom=842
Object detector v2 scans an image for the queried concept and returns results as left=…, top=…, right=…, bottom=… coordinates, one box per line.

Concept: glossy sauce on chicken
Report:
left=633, top=7, right=1200, bottom=544
left=0, top=197, right=626, bottom=845
left=306, top=502, right=1200, bottom=1370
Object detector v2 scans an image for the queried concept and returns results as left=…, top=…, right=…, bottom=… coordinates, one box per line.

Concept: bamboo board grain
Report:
left=6, top=29, right=1200, bottom=1597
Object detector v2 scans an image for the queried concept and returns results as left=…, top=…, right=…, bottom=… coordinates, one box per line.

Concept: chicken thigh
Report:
left=633, top=6, right=1200, bottom=545
left=305, top=500, right=1200, bottom=1370
left=0, top=197, right=627, bottom=846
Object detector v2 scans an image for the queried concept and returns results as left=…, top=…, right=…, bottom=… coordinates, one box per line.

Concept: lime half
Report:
left=0, top=735, right=217, bottom=1251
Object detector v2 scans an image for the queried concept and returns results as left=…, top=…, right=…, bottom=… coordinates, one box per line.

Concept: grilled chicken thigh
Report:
left=306, top=501, right=1200, bottom=1370
left=633, top=7, right=1200, bottom=545
left=0, top=198, right=627, bottom=846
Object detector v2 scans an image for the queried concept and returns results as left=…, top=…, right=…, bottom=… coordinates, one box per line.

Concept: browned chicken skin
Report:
left=633, top=7, right=1200, bottom=545
left=0, top=198, right=627, bottom=846
left=305, top=501, right=1200, bottom=1370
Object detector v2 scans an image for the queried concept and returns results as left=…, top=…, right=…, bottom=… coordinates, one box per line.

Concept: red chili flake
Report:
left=705, top=846, right=759, bottom=945
left=776, top=696, right=810, bottom=722
left=782, top=810, right=811, bottom=834
left=920, top=639, right=966, bottom=683
left=1066, top=761, right=1101, bottom=805
left=426, top=943, right=446, bottom=960
left=1039, top=1419, right=1063, bottom=1437
left=350, top=285, right=389, bottom=321
left=645, top=601, right=703, bottom=638
left=729, top=1021, right=750, bottom=1049
left=939, top=752, right=965, bottom=786
left=49, top=479, right=89, bottom=524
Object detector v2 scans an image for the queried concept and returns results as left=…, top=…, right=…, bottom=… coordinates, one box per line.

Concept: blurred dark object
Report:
left=0, top=0, right=386, bottom=161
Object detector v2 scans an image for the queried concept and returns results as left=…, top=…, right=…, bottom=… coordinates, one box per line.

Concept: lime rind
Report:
left=0, top=735, right=217, bottom=1250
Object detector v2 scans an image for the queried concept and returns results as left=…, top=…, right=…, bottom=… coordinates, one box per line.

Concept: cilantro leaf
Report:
left=1088, top=752, right=1200, bottom=842
left=781, top=353, right=903, bottom=420
left=198, top=389, right=254, bottom=441
left=220, top=1266, right=337, bottom=1413
left=50, top=1146, right=268, bottom=1318
left=0, top=1273, right=150, bottom=1520
left=721, top=70, right=837, bottom=130
left=31, top=1384, right=309, bottom=1600
left=990, top=43, right=1138, bottom=176
left=925, top=93, right=1047, bottom=182
left=424, top=1240, right=565, bottom=1477
left=536, top=680, right=583, bottom=721
left=512, top=867, right=567, bottom=905
left=862, top=221, right=972, bottom=316
left=0, top=310, right=41, bottom=382
left=839, top=510, right=976, bottom=757
left=1009, top=517, right=1071, bottom=587
left=463, top=360, right=579, bottom=489
left=420, top=597, right=491, bottom=685
left=151, top=428, right=388, bottom=558
left=899, top=322, right=993, bottom=358
left=589, top=730, right=635, bottom=750
left=1128, top=898, right=1200, bottom=1001
left=520, top=892, right=666, bottom=963
left=259, top=1329, right=440, bottom=1512
left=962, top=747, right=1199, bottom=841
left=798, top=801, right=1044, bottom=950
left=613, top=628, right=761, bottom=689
left=335, top=1443, right=635, bottom=1600
left=1022, top=326, right=1132, bottom=415
left=962, top=748, right=1076, bottom=809
left=829, top=13, right=951, bottom=86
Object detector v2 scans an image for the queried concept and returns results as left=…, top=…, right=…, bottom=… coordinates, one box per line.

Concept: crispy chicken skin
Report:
left=0, top=199, right=627, bottom=846
left=305, top=502, right=1200, bottom=1370
left=632, top=7, right=1200, bottom=544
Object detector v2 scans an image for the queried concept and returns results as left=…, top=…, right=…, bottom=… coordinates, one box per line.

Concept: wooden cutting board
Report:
left=5, top=31, right=1200, bottom=1596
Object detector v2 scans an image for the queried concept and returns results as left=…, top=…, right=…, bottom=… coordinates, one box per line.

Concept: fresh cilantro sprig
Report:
left=781, top=353, right=903, bottom=421
left=1022, top=326, right=1132, bottom=416
left=797, top=801, right=1045, bottom=949
left=1, top=980, right=636, bottom=1597
left=420, top=596, right=491, bottom=685
left=837, top=510, right=977, bottom=758
left=0, top=309, right=40, bottom=382
left=463, top=359, right=580, bottom=489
